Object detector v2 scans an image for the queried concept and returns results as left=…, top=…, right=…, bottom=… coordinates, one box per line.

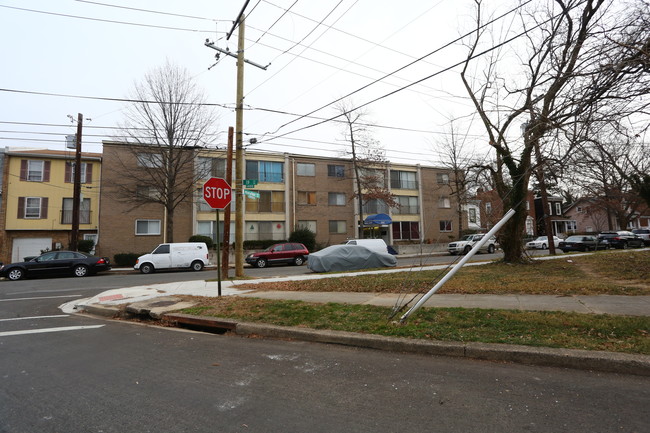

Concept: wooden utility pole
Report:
left=234, top=15, right=246, bottom=277
left=221, top=126, right=234, bottom=277
left=70, top=113, right=83, bottom=251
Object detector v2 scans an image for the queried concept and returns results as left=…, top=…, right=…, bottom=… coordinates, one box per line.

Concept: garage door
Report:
left=12, top=238, right=52, bottom=262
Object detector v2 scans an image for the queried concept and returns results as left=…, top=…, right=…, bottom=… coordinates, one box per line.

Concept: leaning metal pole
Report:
left=399, top=208, right=516, bottom=323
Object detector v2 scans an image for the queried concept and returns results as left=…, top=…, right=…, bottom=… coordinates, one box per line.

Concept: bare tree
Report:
left=436, top=120, right=477, bottom=238
left=336, top=100, right=397, bottom=238
left=461, top=0, right=649, bottom=262
left=110, top=61, right=217, bottom=242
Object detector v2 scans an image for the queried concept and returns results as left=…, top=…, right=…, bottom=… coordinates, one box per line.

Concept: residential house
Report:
left=0, top=148, right=102, bottom=263
left=475, top=189, right=537, bottom=236
left=564, top=197, right=650, bottom=233
left=533, top=195, right=576, bottom=236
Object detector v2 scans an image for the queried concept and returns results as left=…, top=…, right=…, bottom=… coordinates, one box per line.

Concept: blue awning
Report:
left=363, top=213, right=392, bottom=226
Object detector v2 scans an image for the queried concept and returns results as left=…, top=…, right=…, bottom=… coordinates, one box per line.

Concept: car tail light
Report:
left=96, top=258, right=107, bottom=264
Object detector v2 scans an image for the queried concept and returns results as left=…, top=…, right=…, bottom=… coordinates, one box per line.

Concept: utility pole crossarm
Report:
left=204, top=41, right=269, bottom=70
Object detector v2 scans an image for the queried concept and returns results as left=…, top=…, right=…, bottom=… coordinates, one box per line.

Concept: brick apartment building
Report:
left=96, top=141, right=460, bottom=261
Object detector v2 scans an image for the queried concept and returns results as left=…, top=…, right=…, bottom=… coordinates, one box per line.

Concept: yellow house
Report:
left=0, top=148, right=102, bottom=263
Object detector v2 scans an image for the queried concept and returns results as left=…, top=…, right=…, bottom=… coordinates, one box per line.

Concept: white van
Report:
left=342, top=239, right=388, bottom=253
left=134, top=242, right=209, bottom=274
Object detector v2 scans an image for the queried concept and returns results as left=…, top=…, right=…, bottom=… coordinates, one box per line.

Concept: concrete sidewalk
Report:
left=59, top=271, right=650, bottom=377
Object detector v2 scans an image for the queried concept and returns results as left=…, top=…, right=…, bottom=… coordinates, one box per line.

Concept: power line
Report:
left=0, top=4, right=218, bottom=33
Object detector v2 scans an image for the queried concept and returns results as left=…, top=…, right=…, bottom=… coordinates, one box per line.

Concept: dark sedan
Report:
left=0, top=251, right=111, bottom=281
left=558, top=235, right=601, bottom=252
left=598, top=231, right=645, bottom=249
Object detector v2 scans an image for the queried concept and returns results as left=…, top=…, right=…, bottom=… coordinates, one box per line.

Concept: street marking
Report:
left=0, top=295, right=83, bottom=302
left=0, top=325, right=104, bottom=337
left=0, top=315, right=69, bottom=322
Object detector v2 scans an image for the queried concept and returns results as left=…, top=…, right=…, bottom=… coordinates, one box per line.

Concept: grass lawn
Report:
left=180, top=250, right=650, bottom=354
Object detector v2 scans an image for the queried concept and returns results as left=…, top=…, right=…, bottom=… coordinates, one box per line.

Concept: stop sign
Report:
left=203, top=177, right=232, bottom=209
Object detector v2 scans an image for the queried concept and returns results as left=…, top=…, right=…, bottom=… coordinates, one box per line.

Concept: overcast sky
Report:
left=0, top=0, right=522, bottom=166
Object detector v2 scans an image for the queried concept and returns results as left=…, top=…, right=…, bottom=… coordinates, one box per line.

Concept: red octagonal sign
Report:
left=203, top=177, right=232, bottom=209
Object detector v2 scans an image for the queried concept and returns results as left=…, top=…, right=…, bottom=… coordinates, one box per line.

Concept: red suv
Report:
left=245, top=243, right=309, bottom=268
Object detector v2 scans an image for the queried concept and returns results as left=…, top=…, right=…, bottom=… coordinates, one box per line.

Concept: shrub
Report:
left=77, top=239, right=95, bottom=253
left=289, top=227, right=316, bottom=252
left=114, top=253, right=142, bottom=267
left=189, top=235, right=214, bottom=249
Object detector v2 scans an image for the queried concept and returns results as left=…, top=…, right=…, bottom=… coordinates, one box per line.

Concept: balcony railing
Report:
left=390, top=179, right=418, bottom=190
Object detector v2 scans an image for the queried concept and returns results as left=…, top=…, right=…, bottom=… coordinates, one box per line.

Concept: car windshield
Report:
left=564, top=236, right=583, bottom=242
left=534, top=237, right=547, bottom=241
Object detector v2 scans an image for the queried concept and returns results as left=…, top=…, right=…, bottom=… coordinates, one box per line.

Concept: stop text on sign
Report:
left=204, top=186, right=230, bottom=200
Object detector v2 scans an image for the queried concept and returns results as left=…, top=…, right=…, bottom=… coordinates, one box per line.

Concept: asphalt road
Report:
left=1, top=310, right=648, bottom=432
left=1, top=259, right=649, bottom=432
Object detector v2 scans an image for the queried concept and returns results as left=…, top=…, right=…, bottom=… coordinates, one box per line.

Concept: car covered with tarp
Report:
left=307, top=244, right=397, bottom=273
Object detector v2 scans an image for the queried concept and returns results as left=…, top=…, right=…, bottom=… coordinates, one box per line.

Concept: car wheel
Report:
left=7, top=268, right=24, bottom=281
left=191, top=261, right=204, bottom=271
left=73, top=264, right=89, bottom=277
left=463, top=246, right=471, bottom=255
left=140, top=263, right=154, bottom=274
left=487, top=244, right=495, bottom=254
left=293, top=256, right=304, bottom=266
left=621, top=242, right=628, bottom=250
left=542, top=243, right=547, bottom=249
left=256, top=258, right=268, bottom=268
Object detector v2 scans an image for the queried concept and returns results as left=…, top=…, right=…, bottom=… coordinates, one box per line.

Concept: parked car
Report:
left=558, top=235, right=601, bottom=252
left=245, top=242, right=309, bottom=268
left=632, top=229, right=650, bottom=246
left=525, top=236, right=562, bottom=249
left=307, top=244, right=396, bottom=273
left=597, top=231, right=645, bottom=249
left=134, top=242, right=209, bottom=274
left=448, top=234, right=498, bottom=255
left=0, top=251, right=111, bottom=281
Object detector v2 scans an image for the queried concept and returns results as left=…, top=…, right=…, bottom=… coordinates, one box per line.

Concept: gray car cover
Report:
left=307, top=244, right=397, bottom=273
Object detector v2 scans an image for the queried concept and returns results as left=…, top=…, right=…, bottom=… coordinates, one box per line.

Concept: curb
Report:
left=76, top=303, right=650, bottom=377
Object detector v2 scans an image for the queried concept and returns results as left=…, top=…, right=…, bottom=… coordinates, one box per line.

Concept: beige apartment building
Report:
left=97, top=142, right=458, bottom=261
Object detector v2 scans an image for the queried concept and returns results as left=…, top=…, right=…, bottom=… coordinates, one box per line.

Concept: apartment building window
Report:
left=297, top=191, right=317, bottom=205
left=438, top=196, right=451, bottom=208
left=135, top=219, right=161, bottom=235
left=246, top=190, right=284, bottom=212
left=20, top=160, right=50, bottom=182
left=17, top=197, right=48, bottom=219
left=328, top=192, right=346, bottom=206
left=362, top=198, right=388, bottom=214
left=436, top=173, right=449, bottom=184
left=329, top=220, right=347, bottom=234
left=469, top=208, right=477, bottom=224
left=390, top=170, right=417, bottom=189
left=360, top=168, right=385, bottom=187
left=327, top=164, right=345, bottom=178
left=392, top=221, right=420, bottom=240
left=439, top=220, right=453, bottom=232
left=555, top=203, right=562, bottom=215
left=296, top=163, right=315, bottom=176
left=197, top=157, right=225, bottom=179
left=246, top=160, right=284, bottom=182
left=297, top=220, right=317, bottom=233
left=526, top=201, right=530, bottom=210
left=486, top=202, right=492, bottom=214
left=61, top=198, right=91, bottom=224
left=138, top=186, right=161, bottom=201
left=394, top=196, right=419, bottom=214
left=64, top=162, right=92, bottom=183
left=548, top=203, right=553, bottom=216
left=137, top=153, right=163, bottom=168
